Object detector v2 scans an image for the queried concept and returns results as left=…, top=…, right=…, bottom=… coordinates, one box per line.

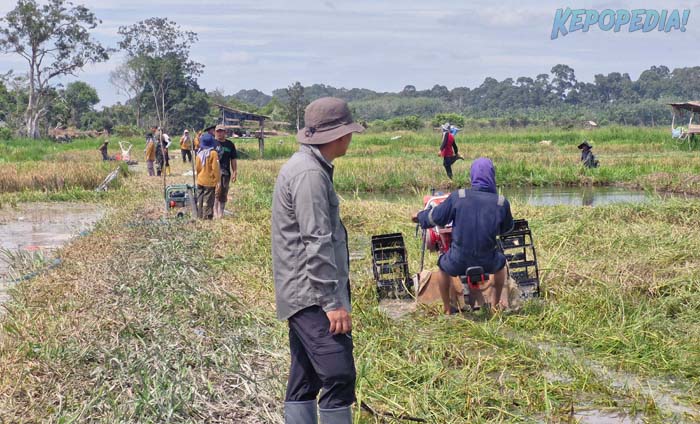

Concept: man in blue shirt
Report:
left=413, top=157, right=514, bottom=314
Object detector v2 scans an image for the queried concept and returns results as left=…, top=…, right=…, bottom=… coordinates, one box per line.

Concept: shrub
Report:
left=0, top=126, right=13, bottom=140
left=113, top=125, right=143, bottom=137
left=431, top=113, right=465, bottom=129
left=386, top=115, right=424, bottom=131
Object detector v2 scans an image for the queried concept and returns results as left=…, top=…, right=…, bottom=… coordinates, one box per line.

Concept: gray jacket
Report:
left=271, top=144, right=350, bottom=321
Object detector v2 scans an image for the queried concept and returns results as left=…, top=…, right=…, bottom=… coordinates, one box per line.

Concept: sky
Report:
left=1, top=0, right=699, bottom=107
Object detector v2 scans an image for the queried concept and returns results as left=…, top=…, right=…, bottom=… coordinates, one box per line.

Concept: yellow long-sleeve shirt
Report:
left=180, top=135, right=191, bottom=150
left=145, top=141, right=156, bottom=161
left=196, top=150, right=221, bottom=187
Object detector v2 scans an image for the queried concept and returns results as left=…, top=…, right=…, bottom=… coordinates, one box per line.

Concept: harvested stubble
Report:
left=0, top=162, right=119, bottom=193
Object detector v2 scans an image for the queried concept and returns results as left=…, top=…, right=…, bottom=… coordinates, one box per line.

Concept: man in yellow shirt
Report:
left=180, top=129, right=192, bottom=163
left=144, top=134, right=156, bottom=176
left=195, top=130, right=220, bottom=219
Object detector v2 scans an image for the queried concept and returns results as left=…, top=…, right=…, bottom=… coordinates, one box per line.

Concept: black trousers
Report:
left=181, top=149, right=192, bottom=163
left=443, top=156, right=461, bottom=179
left=286, top=306, right=356, bottom=409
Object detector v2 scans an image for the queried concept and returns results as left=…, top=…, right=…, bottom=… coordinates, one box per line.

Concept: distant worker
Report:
left=214, top=125, right=238, bottom=219
left=194, top=129, right=202, bottom=151
left=97, top=139, right=111, bottom=161
left=439, top=122, right=463, bottom=179
left=145, top=133, right=156, bottom=176
left=162, top=132, right=172, bottom=175
left=413, top=157, right=514, bottom=314
left=154, top=134, right=165, bottom=176
left=272, top=98, right=364, bottom=424
left=180, top=129, right=192, bottom=163
left=578, top=140, right=599, bottom=168
left=195, top=130, right=220, bottom=219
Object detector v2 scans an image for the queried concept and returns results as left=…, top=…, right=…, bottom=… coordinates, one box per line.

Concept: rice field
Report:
left=0, top=138, right=134, bottom=203
left=0, top=127, right=699, bottom=422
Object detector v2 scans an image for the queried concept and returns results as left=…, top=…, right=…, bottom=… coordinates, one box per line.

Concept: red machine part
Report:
left=421, top=194, right=452, bottom=253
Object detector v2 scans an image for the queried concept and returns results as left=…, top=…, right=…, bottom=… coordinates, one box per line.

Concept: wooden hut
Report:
left=214, top=104, right=270, bottom=157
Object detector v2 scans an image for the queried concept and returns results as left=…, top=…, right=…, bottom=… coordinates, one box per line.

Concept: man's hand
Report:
left=411, top=211, right=419, bottom=223
left=231, top=170, right=237, bottom=183
left=326, top=307, right=352, bottom=335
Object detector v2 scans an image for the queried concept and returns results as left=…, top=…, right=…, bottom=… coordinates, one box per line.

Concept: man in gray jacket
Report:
left=272, top=97, right=364, bottom=424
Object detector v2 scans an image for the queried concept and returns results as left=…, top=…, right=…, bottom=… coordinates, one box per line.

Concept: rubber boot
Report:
left=319, top=406, right=352, bottom=424
left=284, top=400, right=318, bottom=424
left=213, top=199, right=221, bottom=219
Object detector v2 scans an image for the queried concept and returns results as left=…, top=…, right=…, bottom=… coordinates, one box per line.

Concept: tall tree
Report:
left=0, top=0, right=110, bottom=138
left=62, top=81, right=99, bottom=127
left=550, top=64, right=577, bottom=101
left=109, top=62, right=146, bottom=127
left=286, top=81, right=307, bottom=131
left=118, top=17, right=203, bottom=130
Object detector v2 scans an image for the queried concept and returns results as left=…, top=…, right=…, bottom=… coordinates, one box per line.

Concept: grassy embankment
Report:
left=0, top=127, right=699, bottom=422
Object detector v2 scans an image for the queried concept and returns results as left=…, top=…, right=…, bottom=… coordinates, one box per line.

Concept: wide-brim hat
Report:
left=297, top=97, right=364, bottom=145
left=577, top=140, right=592, bottom=149
left=203, top=124, right=216, bottom=132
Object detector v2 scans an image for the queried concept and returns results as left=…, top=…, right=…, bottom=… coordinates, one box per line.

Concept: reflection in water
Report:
left=341, top=187, right=687, bottom=207
left=503, top=187, right=653, bottom=207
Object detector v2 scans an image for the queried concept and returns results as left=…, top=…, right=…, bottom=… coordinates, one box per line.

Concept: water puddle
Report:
left=0, top=202, right=104, bottom=305
left=529, top=338, right=699, bottom=420
left=341, top=186, right=692, bottom=207
left=573, top=409, right=642, bottom=423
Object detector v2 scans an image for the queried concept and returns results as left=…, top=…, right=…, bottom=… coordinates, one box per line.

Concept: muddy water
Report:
left=573, top=409, right=642, bottom=423
left=341, top=186, right=691, bottom=207
left=0, top=203, right=104, bottom=305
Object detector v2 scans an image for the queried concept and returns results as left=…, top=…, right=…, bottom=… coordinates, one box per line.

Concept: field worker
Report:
left=450, top=125, right=464, bottom=160
left=213, top=125, right=238, bottom=219
left=144, top=134, right=156, bottom=176
left=413, top=157, right=514, bottom=314
left=578, top=140, right=599, bottom=168
left=439, top=122, right=463, bottom=179
left=195, top=130, right=220, bottom=219
left=194, top=129, right=202, bottom=151
left=154, top=134, right=165, bottom=176
left=180, top=129, right=192, bottom=163
left=162, top=131, right=172, bottom=175
left=272, top=97, right=364, bottom=424
left=97, top=139, right=110, bottom=161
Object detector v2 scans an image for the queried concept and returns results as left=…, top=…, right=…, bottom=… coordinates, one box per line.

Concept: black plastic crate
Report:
left=371, top=233, right=412, bottom=299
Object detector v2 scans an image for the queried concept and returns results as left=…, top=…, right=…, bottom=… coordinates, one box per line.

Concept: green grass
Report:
left=0, top=127, right=699, bottom=422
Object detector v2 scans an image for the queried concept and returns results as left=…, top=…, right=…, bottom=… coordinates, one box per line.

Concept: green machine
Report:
left=165, top=184, right=197, bottom=218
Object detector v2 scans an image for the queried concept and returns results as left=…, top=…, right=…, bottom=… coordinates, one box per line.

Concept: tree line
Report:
left=0, top=0, right=695, bottom=140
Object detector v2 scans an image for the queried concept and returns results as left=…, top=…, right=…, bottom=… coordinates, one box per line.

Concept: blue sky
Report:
left=1, top=0, right=698, bottom=106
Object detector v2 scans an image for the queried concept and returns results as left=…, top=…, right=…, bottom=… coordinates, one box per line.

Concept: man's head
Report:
left=470, top=157, right=497, bottom=194
left=203, top=124, right=216, bottom=135
left=215, top=124, right=227, bottom=141
left=297, top=97, right=364, bottom=160
left=578, top=140, right=592, bottom=150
